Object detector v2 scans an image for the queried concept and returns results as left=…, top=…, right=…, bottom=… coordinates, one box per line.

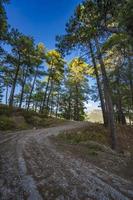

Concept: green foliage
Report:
left=102, top=33, right=128, bottom=52
left=87, top=148, right=98, bottom=156
left=23, top=113, right=45, bottom=127
left=58, top=127, right=107, bottom=145
left=0, top=104, right=68, bottom=130
left=118, top=0, right=133, bottom=36
left=57, top=125, right=109, bottom=156
left=0, top=116, right=15, bottom=130
left=0, top=104, right=13, bottom=116
left=68, top=57, right=89, bottom=82
left=45, top=49, right=65, bottom=82
left=0, top=0, right=9, bottom=40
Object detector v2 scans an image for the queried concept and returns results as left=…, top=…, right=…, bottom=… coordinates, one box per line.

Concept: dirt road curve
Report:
left=0, top=122, right=133, bottom=200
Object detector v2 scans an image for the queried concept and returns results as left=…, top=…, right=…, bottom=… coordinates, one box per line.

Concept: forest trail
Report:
left=0, top=122, right=133, bottom=200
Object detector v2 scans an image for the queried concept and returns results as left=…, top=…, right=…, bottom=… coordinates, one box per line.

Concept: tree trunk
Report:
left=27, top=66, right=38, bottom=110
left=41, top=74, right=51, bottom=112
left=89, top=41, right=108, bottom=127
left=56, top=90, right=60, bottom=118
left=19, top=66, right=28, bottom=108
left=46, top=79, right=54, bottom=112
left=95, top=37, right=117, bottom=150
left=5, top=85, right=8, bottom=104
left=74, top=84, right=79, bottom=121
left=68, top=90, right=72, bottom=120
left=116, top=65, right=126, bottom=125
left=128, top=56, right=133, bottom=107
left=50, top=91, right=54, bottom=116
left=9, top=54, right=21, bottom=107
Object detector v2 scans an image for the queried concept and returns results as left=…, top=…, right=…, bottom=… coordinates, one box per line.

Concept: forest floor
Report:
left=0, top=121, right=133, bottom=200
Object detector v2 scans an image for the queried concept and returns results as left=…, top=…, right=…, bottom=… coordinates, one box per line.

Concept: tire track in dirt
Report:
left=0, top=122, right=133, bottom=200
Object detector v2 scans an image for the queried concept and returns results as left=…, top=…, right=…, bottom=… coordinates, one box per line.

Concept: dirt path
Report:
left=0, top=122, right=133, bottom=200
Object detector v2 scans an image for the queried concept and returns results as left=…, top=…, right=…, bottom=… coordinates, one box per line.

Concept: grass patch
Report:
left=0, top=104, right=67, bottom=131
left=0, top=116, right=16, bottom=130
left=58, top=126, right=108, bottom=145
left=0, top=104, right=13, bottom=116
left=56, top=123, right=109, bottom=156
left=88, top=148, right=98, bottom=156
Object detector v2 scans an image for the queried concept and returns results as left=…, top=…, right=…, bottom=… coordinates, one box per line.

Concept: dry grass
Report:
left=52, top=123, right=133, bottom=181
left=0, top=104, right=67, bottom=131
left=57, top=122, right=133, bottom=152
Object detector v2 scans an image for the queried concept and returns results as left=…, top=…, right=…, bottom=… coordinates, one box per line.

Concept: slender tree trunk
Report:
left=19, top=67, right=28, bottom=108
left=56, top=90, right=60, bottom=118
left=128, top=106, right=132, bottom=125
left=95, top=37, right=117, bottom=150
left=41, top=65, right=54, bottom=112
left=128, top=56, right=133, bottom=107
left=46, top=79, right=54, bottom=112
left=9, top=54, right=21, bottom=107
left=35, top=102, right=38, bottom=112
left=5, top=85, right=8, bottom=104
left=129, top=78, right=133, bottom=107
left=116, top=66, right=126, bottom=125
left=19, top=77, right=26, bottom=108
left=116, top=103, right=126, bottom=124
left=68, top=90, right=72, bottom=120
left=74, top=84, right=79, bottom=121
left=27, top=66, right=38, bottom=110
left=41, top=74, right=51, bottom=112
left=89, top=41, right=108, bottom=126
left=50, top=91, right=54, bottom=116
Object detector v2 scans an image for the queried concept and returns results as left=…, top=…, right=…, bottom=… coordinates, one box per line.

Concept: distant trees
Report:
left=68, top=58, right=89, bottom=120
left=41, top=50, right=65, bottom=113
left=56, top=58, right=89, bottom=121
left=26, top=43, right=45, bottom=110
left=6, top=29, right=34, bottom=107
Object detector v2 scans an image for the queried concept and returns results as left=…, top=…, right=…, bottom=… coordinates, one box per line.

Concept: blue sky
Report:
left=6, top=0, right=81, bottom=49
left=5, top=0, right=100, bottom=111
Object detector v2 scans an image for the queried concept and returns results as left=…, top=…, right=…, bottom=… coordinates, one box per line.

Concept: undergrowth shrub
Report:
left=0, top=116, right=16, bottom=130
left=0, top=104, right=13, bottom=116
left=58, top=126, right=107, bottom=145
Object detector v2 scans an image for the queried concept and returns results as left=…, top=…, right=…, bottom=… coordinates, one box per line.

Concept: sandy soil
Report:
left=0, top=121, right=133, bottom=200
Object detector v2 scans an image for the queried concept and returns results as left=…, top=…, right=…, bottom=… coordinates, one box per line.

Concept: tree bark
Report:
left=46, top=79, right=54, bottom=112
left=95, top=37, right=117, bottom=150
left=68, top=89, right=72, bottom=120
left=50, top=91, right=54, bottom=116
left=74, top=84, right=79, bottom=121
left=116, top=65, right=126, bottom=125
left=19, top=66, right=28, bottom=108
left=56, top=90, right=60, bottom=118
left=27, top=66, right=38, bottom=110
left=41, top=72, right=51, bottom=112
left=128, top=56, right=133, bottom=107
left=89, top=41, right=108, bottom=126
left=9, top=54, right=21, bottom=107
left=5, top=85, right=8, bottom=104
